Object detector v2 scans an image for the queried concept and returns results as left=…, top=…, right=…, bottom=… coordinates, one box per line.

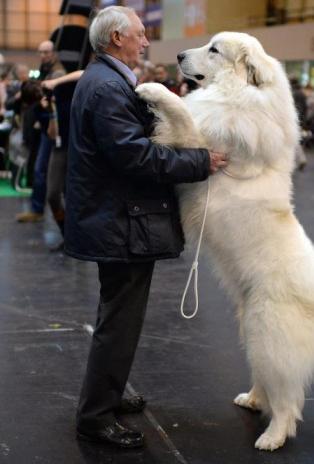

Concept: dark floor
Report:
left=0, top=153, right=314, bottom=464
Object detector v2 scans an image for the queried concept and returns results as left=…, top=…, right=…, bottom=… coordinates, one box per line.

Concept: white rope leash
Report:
left=180, top=178, right=211, bottom=319
left=179, top=168, right=258, bottom=319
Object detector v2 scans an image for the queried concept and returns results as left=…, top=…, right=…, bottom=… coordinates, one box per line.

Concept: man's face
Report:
left=38, top=42, right=55, bottom=65
left=154, top=66, right=168, bottom=83
left=16, top=65, right=29, bottom=82
left=119, top=13, right=149, bottom=69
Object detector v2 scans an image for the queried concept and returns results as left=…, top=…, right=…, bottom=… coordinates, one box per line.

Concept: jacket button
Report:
left=134, top=206, right=140, bottom=212
left=162, top=202, right=168, bottom=209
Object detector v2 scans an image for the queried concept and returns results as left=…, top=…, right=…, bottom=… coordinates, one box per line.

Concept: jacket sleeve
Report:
left=89, top=81, right=210, bottom=184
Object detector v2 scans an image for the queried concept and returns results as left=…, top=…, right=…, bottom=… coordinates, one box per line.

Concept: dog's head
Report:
left=177, top=32, right=275, bottom=88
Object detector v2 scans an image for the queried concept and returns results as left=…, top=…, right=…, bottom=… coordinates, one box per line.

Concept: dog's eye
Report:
left=209, top=46, right=219, bottom=54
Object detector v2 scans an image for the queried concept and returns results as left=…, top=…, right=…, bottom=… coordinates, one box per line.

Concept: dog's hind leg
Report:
left=253, top=375, right=304, bottom=451
left=253, top=362, right=305, bottom=450
left=241, top=301, right=308, bottom=451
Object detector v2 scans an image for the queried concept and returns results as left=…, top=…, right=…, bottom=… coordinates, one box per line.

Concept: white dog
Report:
left=136, top=32, right=314, bottom=451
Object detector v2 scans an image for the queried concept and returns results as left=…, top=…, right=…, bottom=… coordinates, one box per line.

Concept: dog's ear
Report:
left=240, top=41, right=274, bottom=86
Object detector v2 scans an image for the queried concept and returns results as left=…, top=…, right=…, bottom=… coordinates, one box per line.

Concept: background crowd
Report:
left=0, top=39, right=314, bottom=252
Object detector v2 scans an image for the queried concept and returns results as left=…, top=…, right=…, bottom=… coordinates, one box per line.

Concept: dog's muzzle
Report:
left=177, top=53, right=205, bottom=81
left=177, top=53, right=185, bottom=64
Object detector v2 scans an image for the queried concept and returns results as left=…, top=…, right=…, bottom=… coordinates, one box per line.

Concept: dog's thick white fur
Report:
left=136, top=32, right=314, bottom=451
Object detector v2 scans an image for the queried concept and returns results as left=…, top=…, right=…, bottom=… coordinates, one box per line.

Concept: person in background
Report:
left=37, top=40, right=64, bottom=81
left=304, top=84, right=314, bottom=147
left=19, top=80, right=43, bottom=187
left=16, top=40, right=65, bottom=222
left=290, top=77, right=308, bottom=170
left=140, top=60, right=155, bottom=83
left=5, top=64, right=30, bottom=114
left=154, top=63, right=177, bottom=92
left=65, top=6, right=227, bottom=449
left=0, top=66, right=12, bottom=118
left=0, top=66, right=13, bottom=171
left=133, top=59, right=155, bottom=84
left=41, top=72, right=82, bottom=251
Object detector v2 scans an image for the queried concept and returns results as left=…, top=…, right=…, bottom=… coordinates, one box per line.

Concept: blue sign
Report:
left=144, top=4, right=162, bottom=26
left=100, top=0, right=117, bottom=7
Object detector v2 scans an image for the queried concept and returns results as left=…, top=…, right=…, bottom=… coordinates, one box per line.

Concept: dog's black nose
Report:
left=177, top=53, right=185, bottom=64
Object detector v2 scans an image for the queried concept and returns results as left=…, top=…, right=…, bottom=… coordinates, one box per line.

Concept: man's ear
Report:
left=111, top=31, right=123, bottom=47
left=240, top=40, right=274, bottom=86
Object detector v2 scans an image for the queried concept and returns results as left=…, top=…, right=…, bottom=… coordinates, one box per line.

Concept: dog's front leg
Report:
left=136, top=83, right=203, bottom=147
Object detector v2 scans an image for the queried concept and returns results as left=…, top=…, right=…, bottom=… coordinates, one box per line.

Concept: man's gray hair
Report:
left=89, top=6, right=134, bottom=53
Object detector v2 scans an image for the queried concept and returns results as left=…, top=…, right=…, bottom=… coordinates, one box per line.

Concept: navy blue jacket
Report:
left=64, top=54, right=210, bottom=262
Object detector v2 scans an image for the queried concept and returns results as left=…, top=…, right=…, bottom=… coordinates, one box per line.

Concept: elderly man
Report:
left=65, top=6, right=226, bottom=449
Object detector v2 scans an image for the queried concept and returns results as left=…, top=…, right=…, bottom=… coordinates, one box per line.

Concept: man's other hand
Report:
left=209, top=151, right=227, bottom=173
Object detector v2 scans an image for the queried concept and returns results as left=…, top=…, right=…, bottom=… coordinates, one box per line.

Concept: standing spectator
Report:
left=290, top=77, right=307, bottom=170
left=0, top=66, right=13, bottom=171
left=37, top=40, right=64, bottom=81
left=133, top=59, right=155, bottom=84
left=154, top=63, right=177, bottom=92
left=1, top=64, right=29, bottom=175
left=65, top=5, right=226, bottom=449
left=304, top=84, right=314, bottom=120
left=16, top=41, right=65, bottom=222
left=0, top=66, right=12, bottom=118
left=40, top=71, right=84, bottom=250
left=304, top=84, right=314, bottom=146
left=5, top=64, right=30, bottom=114
left=19, top=80, right=43, bottom=187
left=44, top=78, right=79, bottom=250
left=290, top=77, right=307, bottom=128
left=139, top=60, right=155, bottom=83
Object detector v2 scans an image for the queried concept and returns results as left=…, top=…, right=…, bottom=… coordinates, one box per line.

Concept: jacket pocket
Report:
left=127, top=199, right=176, bottom=256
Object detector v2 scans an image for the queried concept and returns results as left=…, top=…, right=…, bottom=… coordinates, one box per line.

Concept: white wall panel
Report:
left=149, top=22, right=314, bottom=63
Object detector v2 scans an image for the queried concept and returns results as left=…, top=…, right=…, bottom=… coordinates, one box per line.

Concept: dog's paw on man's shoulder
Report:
left=136, top=82, right=174, bottom=103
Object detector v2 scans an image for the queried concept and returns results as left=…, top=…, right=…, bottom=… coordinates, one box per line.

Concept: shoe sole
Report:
left=76, top=432, right=145, bottom=449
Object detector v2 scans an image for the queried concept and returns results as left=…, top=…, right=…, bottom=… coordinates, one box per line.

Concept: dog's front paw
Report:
left=255, top=432, right=285, bottom=451
left=136, top=83, right=171, bottom=104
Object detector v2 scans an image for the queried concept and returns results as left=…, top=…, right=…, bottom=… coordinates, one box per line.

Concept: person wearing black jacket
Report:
left=15, top=41, right=65, bottom=222
left=65, top=6, right=226, bottom=449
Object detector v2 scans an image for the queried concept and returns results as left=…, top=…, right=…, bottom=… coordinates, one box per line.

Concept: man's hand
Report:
left=208, top=151, right=227, bottom=174
left=41, top=79, right=57, bottom=91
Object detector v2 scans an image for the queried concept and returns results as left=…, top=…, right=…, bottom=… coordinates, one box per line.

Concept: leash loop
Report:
left=180, top=168, right=259, bottom=319
left=180, top=179, right=210, bottom=319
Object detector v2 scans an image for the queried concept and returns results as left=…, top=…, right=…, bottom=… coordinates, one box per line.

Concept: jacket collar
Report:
left=96, top=53, right=137, bottom=88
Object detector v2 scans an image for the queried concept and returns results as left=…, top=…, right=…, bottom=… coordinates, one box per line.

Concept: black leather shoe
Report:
left=115, top=395, right=146, bottom=414
left=77, top=421, right=144, bottom=448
